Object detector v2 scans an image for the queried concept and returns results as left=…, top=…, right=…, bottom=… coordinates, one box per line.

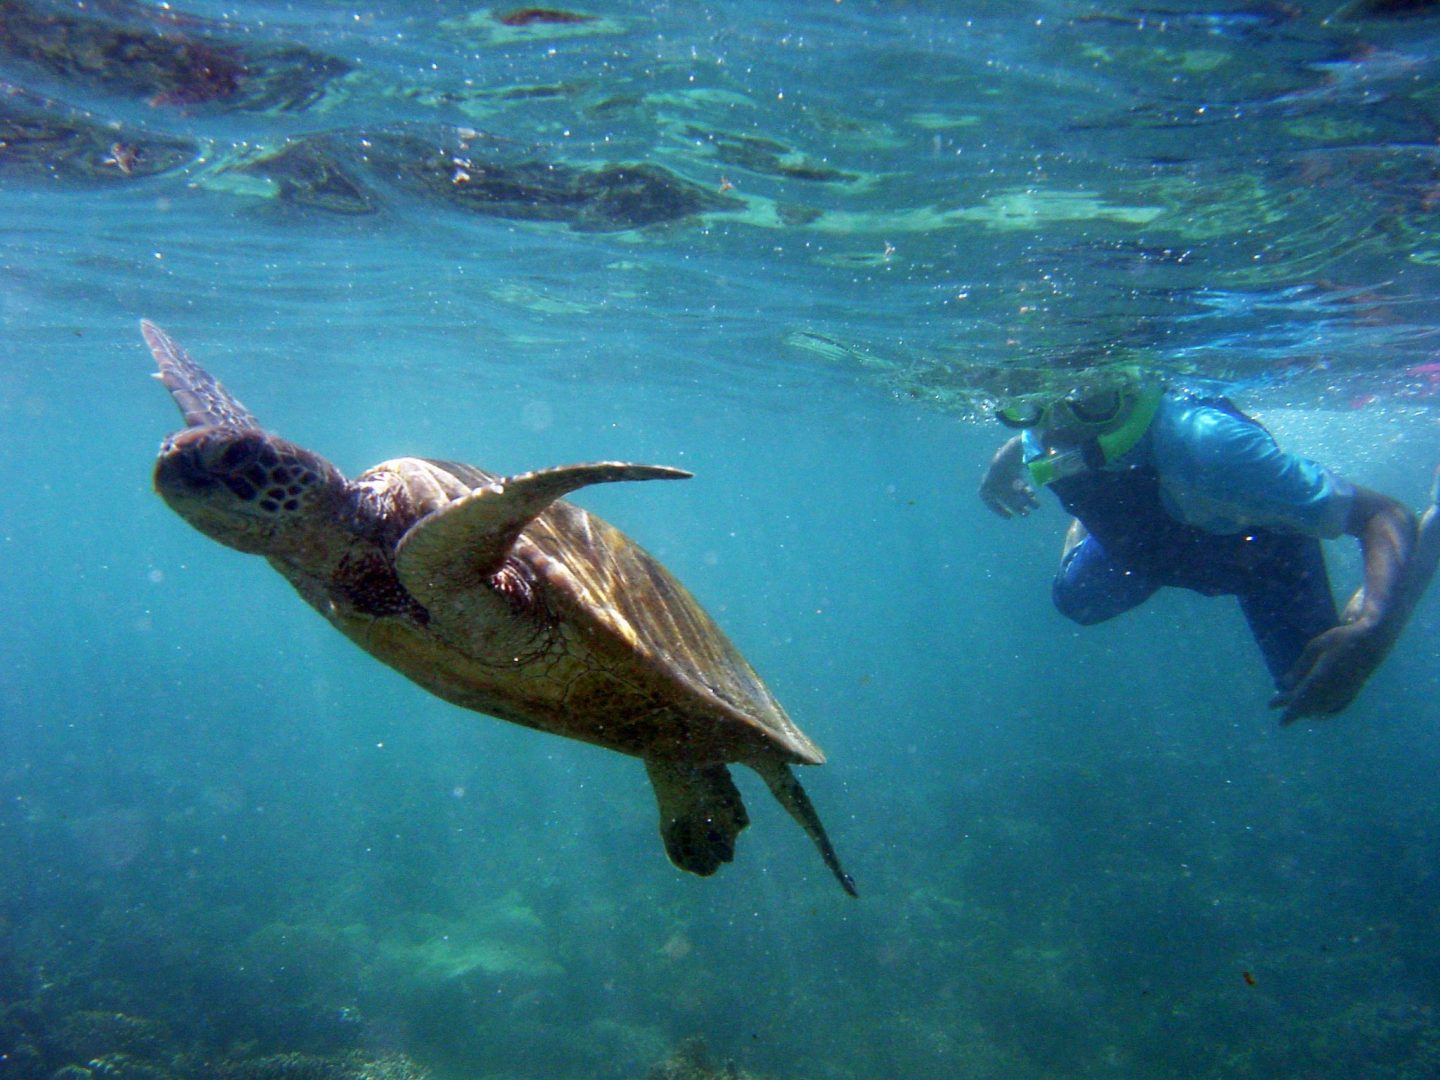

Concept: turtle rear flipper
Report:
left=752, top=759, right=858, bottom=897
left=645, top=758, right=749, bottom=877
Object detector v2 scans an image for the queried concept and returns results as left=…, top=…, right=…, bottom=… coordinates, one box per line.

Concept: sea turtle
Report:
left=143, top=320, right=855, bottom=896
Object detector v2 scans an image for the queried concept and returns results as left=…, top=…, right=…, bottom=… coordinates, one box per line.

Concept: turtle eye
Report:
left=201, top=435, right=259, bottom=475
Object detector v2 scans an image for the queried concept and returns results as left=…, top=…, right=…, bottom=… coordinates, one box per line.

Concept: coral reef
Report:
left=0, top=998, right=429, bottom=1080
left=643, top=1036, right=765, bottom=1080
left=213, top=1051, right=430, bottom=1080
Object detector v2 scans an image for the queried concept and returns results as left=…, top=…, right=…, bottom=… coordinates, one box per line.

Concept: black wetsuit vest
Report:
left=1047, top=398, right=1319, bottom=598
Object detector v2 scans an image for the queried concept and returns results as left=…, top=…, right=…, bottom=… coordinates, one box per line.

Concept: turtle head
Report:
left=155, top=425, right=348, bottom=555
left=143, top=320, right=347, bottom=557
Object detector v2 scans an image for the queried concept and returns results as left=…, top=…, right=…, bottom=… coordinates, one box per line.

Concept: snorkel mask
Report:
left=998, top=370, right=1163, bottom=488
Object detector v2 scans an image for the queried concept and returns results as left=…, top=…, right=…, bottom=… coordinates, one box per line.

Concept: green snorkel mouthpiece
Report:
left=1026, top=447, right=1089, bottom=488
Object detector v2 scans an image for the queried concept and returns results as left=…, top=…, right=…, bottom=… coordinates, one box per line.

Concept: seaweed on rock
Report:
left=360, top=127, right=742, bottom=231
left=214, top=126, right=744, bottom=230
left=0, top=85, right=197, bottom=183
left=0, top=0, right=348, bottom=111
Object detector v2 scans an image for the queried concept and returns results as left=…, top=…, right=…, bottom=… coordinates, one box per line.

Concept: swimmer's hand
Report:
left=980, top=435, right=1039, bottom=519
left=1270, top=620, right=1391, bottom=724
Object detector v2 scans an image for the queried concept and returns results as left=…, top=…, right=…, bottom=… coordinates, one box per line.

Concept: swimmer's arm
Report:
left=1271, top=485, right=1419, bottom=723
left=1341, top=486, right=1417, bottom=628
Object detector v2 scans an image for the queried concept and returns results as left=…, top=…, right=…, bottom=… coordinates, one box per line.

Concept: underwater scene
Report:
left=4, top=1, right=1440, bottom=1077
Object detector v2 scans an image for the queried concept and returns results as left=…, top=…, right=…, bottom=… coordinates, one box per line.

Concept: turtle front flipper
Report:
left=395, top=462, right=691, bottom=602
left=751, top=759, right=858, bottom=897
left=142, top=319, right=261, bottom=430
left=645, top=758, right=750, bottom=878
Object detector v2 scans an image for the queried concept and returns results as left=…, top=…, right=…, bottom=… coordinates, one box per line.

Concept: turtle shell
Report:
left=422, top=460, right=825, bottom=766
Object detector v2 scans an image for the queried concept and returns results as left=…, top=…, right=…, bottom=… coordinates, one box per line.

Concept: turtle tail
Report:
left=752, top=759, right=858, bottom=897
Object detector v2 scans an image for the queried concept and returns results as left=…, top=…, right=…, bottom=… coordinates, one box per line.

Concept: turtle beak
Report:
left=155, top=427, right=224, bottom=495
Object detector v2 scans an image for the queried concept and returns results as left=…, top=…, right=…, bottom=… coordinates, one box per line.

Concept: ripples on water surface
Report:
left=3, top=2, right=1440, bottom=1078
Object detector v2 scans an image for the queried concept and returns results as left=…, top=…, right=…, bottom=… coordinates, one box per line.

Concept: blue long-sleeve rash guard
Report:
left=1024, top=394, right=1355, bottom=539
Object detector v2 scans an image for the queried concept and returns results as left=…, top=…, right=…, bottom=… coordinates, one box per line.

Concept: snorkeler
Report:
left=978, top=371, right=1440, bottom=723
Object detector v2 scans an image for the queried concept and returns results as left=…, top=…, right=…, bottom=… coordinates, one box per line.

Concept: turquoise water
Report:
left=3, top=2, right=1440, bottom=1077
